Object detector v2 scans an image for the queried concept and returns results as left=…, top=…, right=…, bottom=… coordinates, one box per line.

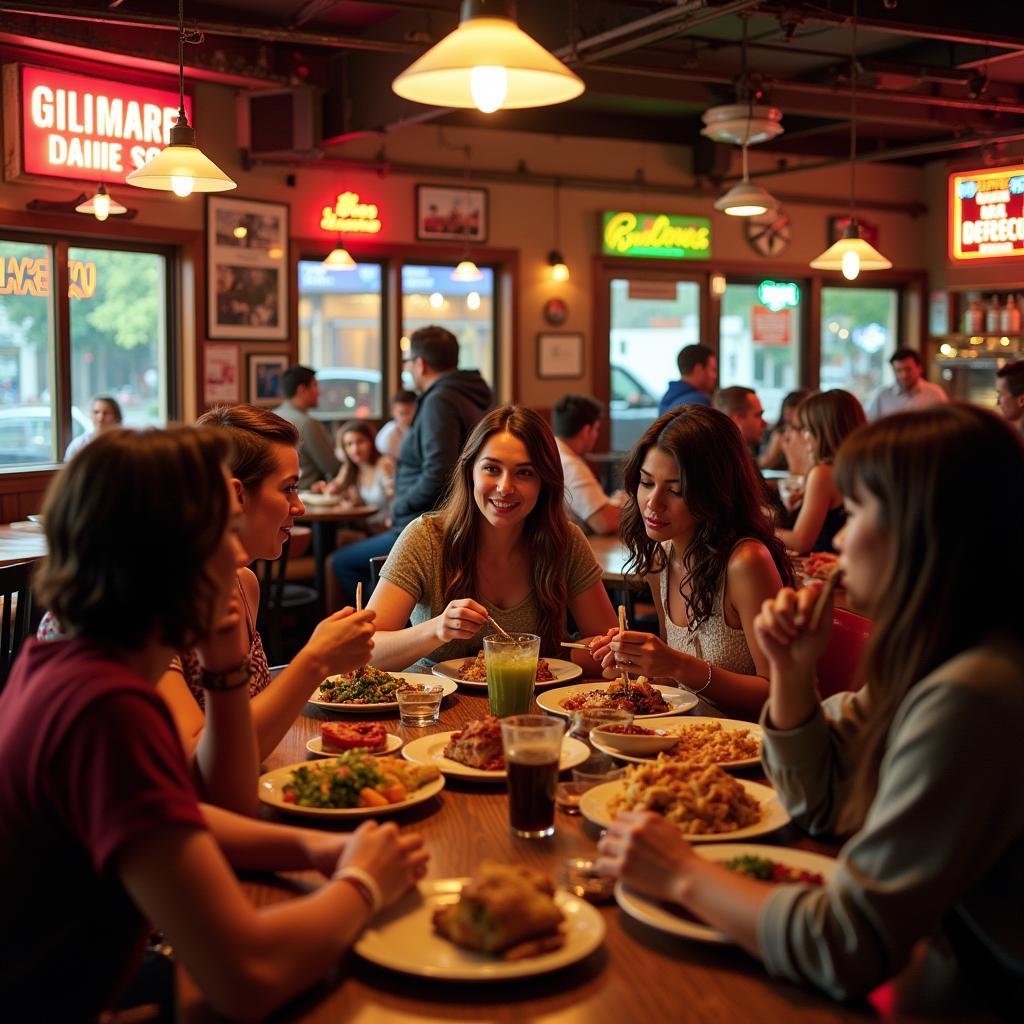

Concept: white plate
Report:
left=401, top=732, right=591, bottom=781
left=297, top=490, right=340, bottom=507
left=306, top=733, right=403, bottom=757
left=355, top=878, right=605, bottom=980
left=26, top=513, right=44, bottom=526
left=590, top=717, right=764, bottom=770
left=579, top=778, right=790, bottom=842
left=536, top=682, right=699, bottom=720
left=307, top=673, right=456, bottom=713
left=615, top=843, right=838, bottom=944
left=258, top=760, right=445, bottom=818
left=431, top=657, right=582, bottom=689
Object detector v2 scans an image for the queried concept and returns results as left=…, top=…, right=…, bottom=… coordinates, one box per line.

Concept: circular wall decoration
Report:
left=543, top=297, right=569, bottom=326
left=745, top=209, right=791, bottom=258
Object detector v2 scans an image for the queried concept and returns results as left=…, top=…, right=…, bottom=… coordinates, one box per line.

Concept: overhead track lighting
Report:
left=75, top=183, right=127, bottom=222
left=126, top=0, right=235, bottom=196
left=392, top=0, right=584, bottom=114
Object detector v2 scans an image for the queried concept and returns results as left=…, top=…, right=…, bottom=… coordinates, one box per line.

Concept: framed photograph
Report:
left=207, top=195, right=289, bottom=341
left=537, top=331, right=584, bottom=380
left=203, top=343, right=240, bottom=405
left=248, top=353, right=288, bottom=406
left=416, top=184, right=488, bottom=242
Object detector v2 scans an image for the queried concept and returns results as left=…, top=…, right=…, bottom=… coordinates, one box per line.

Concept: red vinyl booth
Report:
left=816, top=608, right=872, bottom=699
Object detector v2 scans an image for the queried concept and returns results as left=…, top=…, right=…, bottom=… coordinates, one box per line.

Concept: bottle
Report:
left=1002, top=294, right=1022, bottom=334
left=985, top=295, right=1001, bottom=334
left=966, top=297, right=985, bottom=335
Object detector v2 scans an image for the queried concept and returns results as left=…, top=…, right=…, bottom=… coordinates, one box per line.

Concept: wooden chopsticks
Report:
left=355, top=581, right=363, bottom=613
left=617, top=604, right=632, bottom=694
left=560, top=641, right=591, bottom=651
left=808, top=567, right=842, bottom=632
left=486, top=614, right=511, bottom=640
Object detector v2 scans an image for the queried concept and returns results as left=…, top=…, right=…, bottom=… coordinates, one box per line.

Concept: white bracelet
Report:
left=692, top=660, right=713, bottom=695
left=332, top=866, right=382, bottom=917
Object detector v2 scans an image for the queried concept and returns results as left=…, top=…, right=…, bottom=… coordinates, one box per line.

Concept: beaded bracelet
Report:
left=333, top=865, right=383, bottom=917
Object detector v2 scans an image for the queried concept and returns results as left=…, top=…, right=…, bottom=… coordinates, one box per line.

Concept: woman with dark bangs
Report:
left=368, top=405, right=615, bottom=671
left=596, top=405, right=1024, bottom=1014
left=592, top=405, right=793, bottom=720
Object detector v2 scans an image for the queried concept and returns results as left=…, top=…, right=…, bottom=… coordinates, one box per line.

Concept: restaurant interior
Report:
left=1, top=2, right=1022, bottom=1022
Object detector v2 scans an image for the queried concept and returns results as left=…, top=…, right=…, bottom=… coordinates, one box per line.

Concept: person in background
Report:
left=658, top=344, right=718, bottom=416
left=776, top=390, right=866, bottom=554
left=758, top=388, right=814, bottom=472
left=996, top=360, right=1024, bottom=439
left=275, top=365, right=340, bottom=491
left=327, top=420, right=394, bottom=531
left=63, top=394, right=122, bottom=460
left=713, top=386, right=767, bottom=453
left=596, top=405, right=1024, bottom=1017
left=866, top=347, right=947, bottom=421
left=329, top=326, right=492, bottom=607
left=375, top=389, right=418, bottom=462
left=0, top=426, right=427, bottom=1021
left=551, top=394, right=625, bottom=535
left=367, top=406, right=615, bottom=674
left=591, top=406, right=793, bottom=721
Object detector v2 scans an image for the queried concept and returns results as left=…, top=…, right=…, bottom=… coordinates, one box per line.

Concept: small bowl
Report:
left=590, top=725, right=679, bottom=756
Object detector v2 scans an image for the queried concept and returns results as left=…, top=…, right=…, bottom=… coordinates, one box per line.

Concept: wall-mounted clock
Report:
left=745, top=209, right=791, bottom=257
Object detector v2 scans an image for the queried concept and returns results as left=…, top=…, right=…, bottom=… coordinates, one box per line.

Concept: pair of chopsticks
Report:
left=617, top=604, right=632, bottom=696
left=808, top=567, right=843, bottom=632
left=485, top=613, right=511, bottom=639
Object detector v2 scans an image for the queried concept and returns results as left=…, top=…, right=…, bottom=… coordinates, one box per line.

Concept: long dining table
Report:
left=176, top=681, right=967, bottom=1023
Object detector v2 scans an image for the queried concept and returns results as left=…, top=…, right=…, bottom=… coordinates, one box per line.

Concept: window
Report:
left=0, top=236, right=171, bottom=469
left=820, top=287, right=899, bottom=406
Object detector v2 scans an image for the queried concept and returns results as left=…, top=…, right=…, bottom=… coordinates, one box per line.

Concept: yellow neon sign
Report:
left=0, top=256, right=97, bottom=299
left=320, top=191, right=382, bottom=234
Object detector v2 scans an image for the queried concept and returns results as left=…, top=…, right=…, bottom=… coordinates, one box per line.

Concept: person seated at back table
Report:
left=776, top=390, right=866, bottom=555
left=996, top=359, right=1024, bottom=440
left=866, top=346, right=947, bottom=422
left=551, top=393, right=625, bottom=535
left=367, top=405, right=616, bottom=673
left=64, top=393, right=122, bottom=460
left=327, top=419, right=394, bottom=531
left=275, top=365, right=341, bottom=491
left=591, top=406, right=794, bottom=720
left=0, top=426, right=427, bottom=1022
left=713, top=386, right=767, bottom=457
left=596, top=405, right=1024, bottom=1017
left=375, top=389, right=418, bottom=461
left=658, top=343, right=717, bottom=416
left=758, top=388, right=814, bottom=473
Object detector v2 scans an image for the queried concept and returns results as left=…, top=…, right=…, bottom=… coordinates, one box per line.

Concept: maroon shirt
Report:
left=0, top=637, right=206, bottom=1018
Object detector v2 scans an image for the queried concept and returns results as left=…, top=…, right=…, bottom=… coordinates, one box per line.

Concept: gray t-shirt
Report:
left=379, top=513, right=603, bottom=665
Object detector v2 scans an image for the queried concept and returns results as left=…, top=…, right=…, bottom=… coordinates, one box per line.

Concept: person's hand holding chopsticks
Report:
left=432, top=598, right=489, bottom=644
left=590, top=626, right=689, bottom=680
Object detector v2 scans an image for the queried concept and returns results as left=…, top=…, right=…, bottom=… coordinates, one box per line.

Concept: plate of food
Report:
left=615, top=843, right=837, bottom=944
left=258, top=751, right=444, bottom=818
left=355, top=861, right=605, bottom=980
left=401, top=716, right=591, bottom=781
left=305, top=720, right=403, bottom=757
left=536, top=678, right=698, bottom=720
left=297, top=490, right=340, bottom=508
left=431, top=652, right=582, bottom=688
left=307, top=666, right=456, bottom=712
left=579, top=761, right=789, bottom=841
left=590, top=717, right=763, bottom=770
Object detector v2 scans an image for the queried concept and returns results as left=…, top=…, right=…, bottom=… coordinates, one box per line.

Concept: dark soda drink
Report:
left=506, top=751, right=559, bottom=838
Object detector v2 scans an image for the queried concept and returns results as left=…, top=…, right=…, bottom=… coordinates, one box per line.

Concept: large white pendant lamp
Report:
left=715, top=140, right=777, bottom=217
left=809, top=0, right=891, bottom=280
left=392, top=0, right=584, bottom=113
left=126, top=0, right=235, bottom=196
left=75, top=183, right=127, bottom=222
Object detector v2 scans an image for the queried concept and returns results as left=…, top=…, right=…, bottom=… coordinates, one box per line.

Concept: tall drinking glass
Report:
left=500, top=715, right=565, bottom=838
left=483, top=633, right=540, bottom=717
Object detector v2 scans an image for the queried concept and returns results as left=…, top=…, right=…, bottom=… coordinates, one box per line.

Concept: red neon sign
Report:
left=19, top=66, right=192, bottom=182
left=949, top=163, right=1024, bottom=261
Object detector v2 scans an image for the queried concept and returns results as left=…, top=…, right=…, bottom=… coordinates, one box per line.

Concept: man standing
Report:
left=866, top=348, right=947, bottom=421
left=552, top=395, right=623, bottom=535
left=275, top=366, right=340, bottom=490
left=329, top=326, right=491, bottom=605
left=714, top=386, right=767, bottom=451
left=996, top=360, right=1024, bottom=439
left=658, top=344, right=718, bottom=416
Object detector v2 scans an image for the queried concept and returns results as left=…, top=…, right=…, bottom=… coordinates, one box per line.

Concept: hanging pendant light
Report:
left=810, top=0, right=891, bottom=280
left=323, top=235, right=356, bottom=269
left=548, top=180, right=570, bottom=280
left=126, top=0, right=235, bottom=196
left=392, top=0, right=584, bottom=113
left=715, top=140, right=777, bottom=217
left=75, top=183, right=127, bottom=222
left=452, top=259, right=483, bottom=281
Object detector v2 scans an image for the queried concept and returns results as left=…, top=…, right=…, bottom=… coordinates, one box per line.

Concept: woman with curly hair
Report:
left=592, top=405, right=793, bottom=719
left=368, top=405, right=615, bottom=671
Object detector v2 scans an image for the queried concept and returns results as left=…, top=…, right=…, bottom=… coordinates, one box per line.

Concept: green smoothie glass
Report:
left=483, top=633, right=541, bottom=717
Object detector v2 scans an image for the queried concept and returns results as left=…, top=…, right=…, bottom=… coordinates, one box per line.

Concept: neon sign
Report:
left=15, top=66, right=191, bottom=182
left=320, top=192, right=382, bottom=234
left=0, top=256, right=97, bottom=299
left=602, top=211, right=711, bottom=260
left=949, top=163, right=1024, bottom=261
left=757, top=280, right=800, bottom=311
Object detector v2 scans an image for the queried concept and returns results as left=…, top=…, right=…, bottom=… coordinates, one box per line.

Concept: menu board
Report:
left=949, top=164, right=1024, bottom=261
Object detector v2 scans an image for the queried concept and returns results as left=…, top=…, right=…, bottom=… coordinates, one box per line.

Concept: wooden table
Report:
left=295, top=504, right=379, bottom=599
left=0, top=523, right=47, bottom=568
left=178, top=688, right=963, bottom=1024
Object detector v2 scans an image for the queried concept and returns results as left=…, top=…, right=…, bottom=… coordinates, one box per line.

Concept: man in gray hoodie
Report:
left=329, top=325, right=492, bottom=604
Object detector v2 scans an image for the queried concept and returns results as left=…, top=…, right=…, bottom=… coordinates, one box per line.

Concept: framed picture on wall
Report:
left=204, top=343, right=240, bottom=405
left=248, top=353, right=288, bottom=406
left=207, top=195, right=289, bottom=341
left=415, top=184, right=488, bottom=242
left=537, top=331, right=584, bottom=380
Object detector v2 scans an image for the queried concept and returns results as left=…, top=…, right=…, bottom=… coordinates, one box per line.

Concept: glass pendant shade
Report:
left=126, top=118, right=235, bottom=194
left=392, top=2, right=584, bottom=112
left=548, top=249, right=569, bottom=281
left=714, top=179, right=777, bottom=217
left=451, top=259, right=483, bottom=281
left=810, top=223, right=892, bottom=281
left=323, top=245, right=356, bottom=269
left=75, top=184, right=127, bottom=221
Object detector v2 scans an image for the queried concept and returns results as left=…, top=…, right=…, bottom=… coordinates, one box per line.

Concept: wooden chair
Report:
left=816, top=607, right=872, bottom=698
left=256, top=539, right=320, bottom=665
left=0, top=561, right=38, bottom=691
left=367, top=555, right=388, bottom=597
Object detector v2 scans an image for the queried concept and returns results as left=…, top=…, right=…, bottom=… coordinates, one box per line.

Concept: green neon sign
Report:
left=757, top=280, right=800, bottom=312
left=602, top=211, right=711, bottom=260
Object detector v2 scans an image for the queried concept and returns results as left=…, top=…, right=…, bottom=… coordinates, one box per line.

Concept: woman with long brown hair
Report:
left=328, top=419, right=394, bottom=532
left=368, top=405, right=615, bottom=671
left=592, top=405, right=793, bottom=719
left=596, top=405, right=1024, bottom=1013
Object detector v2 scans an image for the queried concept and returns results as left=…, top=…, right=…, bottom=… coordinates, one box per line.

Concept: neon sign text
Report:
left=757, top=280, right=800, bottom=312
left=602, top=211, right=711, bottom=260
left=0, top=256, right=97, bottom=299
left=950, top=164, right=1024, bottom=261
left=320, top=192, right=382, bottom=234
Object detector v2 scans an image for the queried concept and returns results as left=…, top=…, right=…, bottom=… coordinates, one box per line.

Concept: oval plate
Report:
left=355, top=878, right=605, bottom=980
left=431, top=657, right=582, bottom=689
left=401, top=732, right=590, bottom=781
left=536, top=681, right=698, bottom=720
left=307, top=672, right=456, bottom=713
left=589, top=717, right=763, bottom=770
left=305, top=733, right=403, bottom=758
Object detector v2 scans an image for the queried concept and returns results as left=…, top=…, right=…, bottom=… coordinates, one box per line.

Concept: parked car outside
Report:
left=0, top=404, right=91, bottom=466
left=609, top=364, right=660, bottom=451
left=309, top=367, right=383, bottom=422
